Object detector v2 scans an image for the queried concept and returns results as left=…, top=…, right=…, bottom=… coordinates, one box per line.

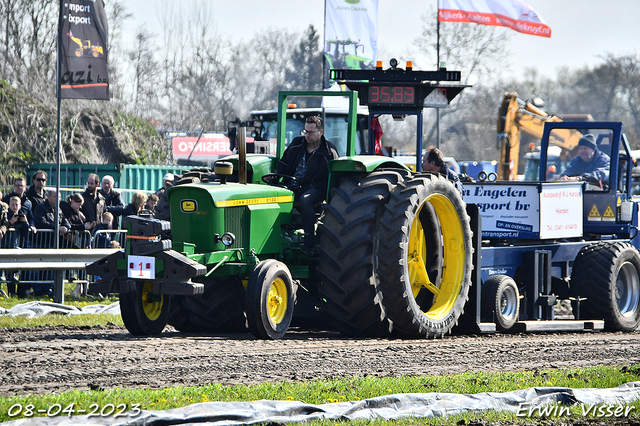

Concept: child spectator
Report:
left=6, top=196, right=35, bottom=297
left=145, top=193, right=159, bottom=213
left=93, top=212, right=114, bottom=248
left=7, top=196, right=36, bottom=248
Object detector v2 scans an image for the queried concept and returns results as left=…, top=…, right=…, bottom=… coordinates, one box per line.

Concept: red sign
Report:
left=172, top=134, right=234, bottom=161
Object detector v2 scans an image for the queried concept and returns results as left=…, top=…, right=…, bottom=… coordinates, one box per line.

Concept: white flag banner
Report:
left=323, top=0, right=379, bottom=88
left=439, top=0, right=551, bottom=38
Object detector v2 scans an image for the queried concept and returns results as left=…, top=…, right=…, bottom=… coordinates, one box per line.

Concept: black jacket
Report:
left=25, top=185, right=46, bottom=210
left=100, top=189, right=124, bottom=208
left=81, top=189, right=106, bottom=224
left=34, top=202, right=71, bottom=230
left=275, top=135, right=338, bottom=192
left=60, top=200, right=86, bottom=232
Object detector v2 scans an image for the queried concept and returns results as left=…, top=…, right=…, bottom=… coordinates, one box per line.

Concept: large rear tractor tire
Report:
left=316, top=170, right=408, bottom=336
left=167, top=295, right=198, bottom=332
left=481, top=274, right=519, bottom=331
left=376, top=175, right=473, bottom=338
left=246, top=260, right=296, bottom=339
left=120, top=280, right=170, bottom=336
left=182, top=278, right=247, bottom=332
left=571, top=242, right=640, bottom=331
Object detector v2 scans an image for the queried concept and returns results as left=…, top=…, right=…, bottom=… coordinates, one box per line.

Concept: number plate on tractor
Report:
left=128, top=255, right=156, bottom=279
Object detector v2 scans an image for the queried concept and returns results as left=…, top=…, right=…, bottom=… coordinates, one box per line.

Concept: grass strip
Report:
left=1, top=365, right=639, bottom=423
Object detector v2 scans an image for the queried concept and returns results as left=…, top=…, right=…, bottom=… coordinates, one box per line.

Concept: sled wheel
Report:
left=481, top=274, right=519, bottom=330
left=572, top=242, right=640, bottom=331
left=376, top=175, right=473, bottom=338
left=246, top=260, right=295, bottom=339
left=119, top=280, right=170, bottom=336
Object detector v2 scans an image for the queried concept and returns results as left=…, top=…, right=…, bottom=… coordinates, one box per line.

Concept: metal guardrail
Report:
left=0, top=228, right=126, bottom=302
left=0, top=249, right=119, bottom=270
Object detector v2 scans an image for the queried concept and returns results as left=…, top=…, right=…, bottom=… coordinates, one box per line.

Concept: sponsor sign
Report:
left=171, top=134, right=235, bottom=162
left=58, top=0, right=109, bottom=99
left=464, top=182, right=583, bottom=239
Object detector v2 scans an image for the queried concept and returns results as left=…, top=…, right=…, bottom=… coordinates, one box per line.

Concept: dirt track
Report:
left=1, top=325, right=640, bottom=397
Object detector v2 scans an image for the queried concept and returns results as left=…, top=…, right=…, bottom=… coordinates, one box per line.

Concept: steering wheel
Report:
left=262, top=173, right=300, bottom=189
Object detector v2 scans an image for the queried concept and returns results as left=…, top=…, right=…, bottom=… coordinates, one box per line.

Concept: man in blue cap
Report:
left=560, top=133, right=610, bottom=185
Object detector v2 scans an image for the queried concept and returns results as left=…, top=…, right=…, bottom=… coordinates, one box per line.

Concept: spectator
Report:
left=0, top=192, right=8, bottom=243
left=100, top=174, right=124, bottom=207
left=33, top=190, right=70, bottom=297
left=34, top=189, right=71, bottom=236
left=144, top=193, right=159, bottom=213
left=7, top=196, right=36, bottom=248
left=100, top=174, right=124, bottom=227
left=60, top=193, right=93, bottom=232
left=6, top=196, right=35, bottom=298
left=3, top=177, right=28, bottom=205
left=154, top=173, right=174, bottom=221
left=80, top=173, right=105, bottom=231
left=3, top=177, right=35, bottom=226
left=25, top=170, right=47, bottom=209
left=92, top=212, right=114, bottom=248
left=107, top=191, right=147, bottom=229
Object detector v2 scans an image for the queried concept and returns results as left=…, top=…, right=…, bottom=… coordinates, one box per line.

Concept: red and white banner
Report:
left=439, top=0, right=551, bottom=38
left=172, top=134, right=233, bottom=162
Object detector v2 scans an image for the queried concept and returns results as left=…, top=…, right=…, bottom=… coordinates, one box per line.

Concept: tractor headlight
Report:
left=221, top=232, right=236, bottom=247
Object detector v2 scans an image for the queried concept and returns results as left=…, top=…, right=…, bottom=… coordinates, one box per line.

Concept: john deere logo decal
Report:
left=181, top=199, right=197, bottom=213
left=345, top=0, right=360, bottom=3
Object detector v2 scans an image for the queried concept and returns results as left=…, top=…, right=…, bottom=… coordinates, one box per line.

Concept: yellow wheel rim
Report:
left=268, top=277, right=288, bottom=324
left=141, top=281, right=164, bottom=321
left=408, top=193, right=466, bottom=320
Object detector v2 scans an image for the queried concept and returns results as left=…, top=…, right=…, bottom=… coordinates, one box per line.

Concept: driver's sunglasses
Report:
left=35, top=178, right=46, bottom=182
left=302, top=129, right=320, bottom=135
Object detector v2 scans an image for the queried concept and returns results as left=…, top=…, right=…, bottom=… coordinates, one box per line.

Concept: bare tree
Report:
left=127, top=25, right=160, bottom=119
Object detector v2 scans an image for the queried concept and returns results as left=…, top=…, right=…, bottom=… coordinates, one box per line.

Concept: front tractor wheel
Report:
left=376, top=175, right=473, bottom=338
left=119, top=280, right=170, bottom=336
left=246, top=260, right=296, bottom=339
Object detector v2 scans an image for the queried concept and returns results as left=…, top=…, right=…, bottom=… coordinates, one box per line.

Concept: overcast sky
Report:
left=125, top=0, right=640, bottom=79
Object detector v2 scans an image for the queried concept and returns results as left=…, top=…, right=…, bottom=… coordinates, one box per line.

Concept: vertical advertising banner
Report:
left=323, top=0, right=379, bottom=88
left=59, top=0, right=109, bottom=100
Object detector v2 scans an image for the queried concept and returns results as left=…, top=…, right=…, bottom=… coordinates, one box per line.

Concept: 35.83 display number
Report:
left=7, top=402, right=142, bottom=418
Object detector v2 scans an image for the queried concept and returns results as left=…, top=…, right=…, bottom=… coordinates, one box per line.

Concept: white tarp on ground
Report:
left=4, top=381, right=640, bottom=425
left=0, top=301, right=120, bottom=318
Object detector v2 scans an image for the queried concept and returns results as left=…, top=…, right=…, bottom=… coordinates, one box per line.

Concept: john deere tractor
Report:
left=88, top=60, right=472, bottom=339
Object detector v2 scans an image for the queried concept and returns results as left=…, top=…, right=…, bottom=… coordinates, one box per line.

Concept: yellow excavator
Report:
left=496, top=92, right=590, bottom=180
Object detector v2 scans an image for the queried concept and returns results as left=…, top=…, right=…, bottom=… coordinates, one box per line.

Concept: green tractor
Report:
left=88, top=62, right=472, bottom=339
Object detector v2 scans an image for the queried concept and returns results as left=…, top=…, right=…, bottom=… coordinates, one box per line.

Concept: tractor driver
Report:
left=275, top=116, right=339, bottom=256
left=560, top=133, right=610, bottom=187
left=421, top=148, right=463, bottom=193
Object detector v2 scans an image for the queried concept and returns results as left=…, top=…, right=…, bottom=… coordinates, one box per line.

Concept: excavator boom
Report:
left=496, top=92, right=587, bottom=180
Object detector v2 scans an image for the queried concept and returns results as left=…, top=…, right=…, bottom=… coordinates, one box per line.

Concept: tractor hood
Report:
left=168, top=182, right=293, bottom=208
